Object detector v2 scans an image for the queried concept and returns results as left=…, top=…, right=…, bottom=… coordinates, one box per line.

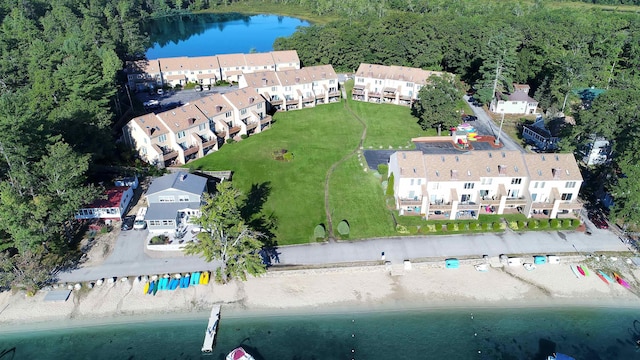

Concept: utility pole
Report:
left=495, top=111, right=505, bottom=146
left=491, top=59, right=502, bottom=102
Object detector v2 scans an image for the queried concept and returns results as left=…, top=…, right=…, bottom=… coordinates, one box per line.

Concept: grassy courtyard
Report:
left=189, top=90, right=432, bottom=244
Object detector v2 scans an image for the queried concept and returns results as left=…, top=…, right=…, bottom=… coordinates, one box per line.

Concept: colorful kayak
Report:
left=147, top=281, right=155, bottom=295
left=143, top=281, right=150, bottom=294
left=570, top=265, right=581, bottom=278
left=613, top=273, right=631, bottom=289
left=577, top=266, right=585, bottom=276
left=190, top=272, right=200, bottom=286
left=152, top=281, right=159, bottom=296
left=596, top=272, right=610, bottom=285
left=581, top=265, right=590, bottom=276
left=599, top=271, right=614, bottom=284
left=201, top=271, right=210, bottom=285
left=180, top=275, right=190, bottom=288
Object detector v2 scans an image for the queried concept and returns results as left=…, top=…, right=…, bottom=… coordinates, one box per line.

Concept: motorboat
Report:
left=547, top=352, right=575, bottom=360
left=523, top=263, right=536, bottom=271
left=226, top=347, right=255, bottom=360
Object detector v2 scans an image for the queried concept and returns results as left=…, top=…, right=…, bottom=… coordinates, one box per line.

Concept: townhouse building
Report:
left=239, top=64, right=340, bottom=111
left=388, top=150, right=583, bottom=220
left=352, top=63, right=445, bottom=106
left=125, top=51, right=300, bottom=89
left=123, top=88, right=271, bottom=168
left=490, top=83, right=539, bottom=114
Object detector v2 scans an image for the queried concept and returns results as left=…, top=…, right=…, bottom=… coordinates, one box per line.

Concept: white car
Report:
left=143, top=100, right=159, bottom=108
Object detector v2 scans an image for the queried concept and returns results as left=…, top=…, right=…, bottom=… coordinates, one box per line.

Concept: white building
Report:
left=388, top=150, right=583, bottom=220
left=490, top=83, right=539, bottom=115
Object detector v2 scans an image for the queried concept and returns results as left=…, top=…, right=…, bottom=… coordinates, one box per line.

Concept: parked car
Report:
left=121, top=215, right=135, bottom=231
left=588, top=211, right=609, bottom=229
left=462, top=115, right=477, bottom=122
left=157, top=88, right=164, bottom=95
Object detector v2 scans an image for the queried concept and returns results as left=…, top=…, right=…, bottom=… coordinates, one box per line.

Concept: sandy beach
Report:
left=1, top=254, right=639, bottom=328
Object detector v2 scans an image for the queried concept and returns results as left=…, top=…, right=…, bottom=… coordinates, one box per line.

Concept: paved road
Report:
left=465, top=96, right=526, bottom=153
left=58, top=225, right=629, bottom=283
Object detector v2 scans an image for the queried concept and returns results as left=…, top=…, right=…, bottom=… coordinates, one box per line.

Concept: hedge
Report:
left=314, top=224, right=326, bottom=239
left=386, top=173, right=394, bottom=196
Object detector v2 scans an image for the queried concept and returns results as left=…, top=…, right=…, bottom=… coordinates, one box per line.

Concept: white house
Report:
left=75, top=186, right=134, bottom=220
left=388, top=150, right=582, bottom=220
left=490, top=83, right=539, bottom=115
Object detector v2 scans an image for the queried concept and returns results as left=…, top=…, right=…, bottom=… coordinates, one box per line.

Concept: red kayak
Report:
left=596, top=272, right=610, bottom=285
left=613, top=273, right=631, bottom=289
left=577, top=266, right=585, bottom=276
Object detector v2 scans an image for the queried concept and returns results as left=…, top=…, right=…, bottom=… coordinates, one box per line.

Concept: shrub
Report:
left=283, top=152, right=294, bottom=161
left=314, top=224, right=326, bottom=239
left=426, top=224, right=437, bottom=232
left=396, top=224, right=409, bottom=234
left=562, top=219, right=572, bottom=228
left=508, top=221, right=518, bottom=230
left=337, top=220, right=350, bottom=235
left=538, top=220, right=549, bottom=229
left=572, top=219, right=581, bottom=227
left=174, top=84, right=182, bottom=90
left=226, top=138, right=236, bottom=144
left=377, top=164, right=388, bottom=179
left=240, top=134, right=249, bottom=139
left=469, top=223, right=480, bottom=231
left=386, top=173, right=394, bottom=196
left=492, top=222, right=502, bottom=231
left=528, top=221, right=537, bottom=229
left=517, top=221, right=525, bottom=229
left=550, top=219, right=559, bottom=228
left=446, top=223, right=456, bottom=231
left=149, top=235, right=169, bottom=245
left=481, top=222, right=490, bottom=230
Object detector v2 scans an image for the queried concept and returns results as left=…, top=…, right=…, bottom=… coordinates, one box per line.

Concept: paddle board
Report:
left=614, top=273, right=631, bottom=289
left=153, top=281, right=159, bottom=296
left=202, top=271, right=210, bottom=285
left=143, top=282, right=150, bottom=294
left=577, top=266, right=585, bottom=276
left=181, top=275, right=190, bottom=288
left=570, top=265, right=581, bottom=278
left=599, top=271, right=614, bottom=283
left=147, top=281, right=155, bottom=295
left=190, top=272, right=199, bottom=286
left=582, top=265, right=590, bottom=276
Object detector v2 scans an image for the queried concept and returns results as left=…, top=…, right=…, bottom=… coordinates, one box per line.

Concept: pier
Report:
left=201, top=305, right=221, bottom=354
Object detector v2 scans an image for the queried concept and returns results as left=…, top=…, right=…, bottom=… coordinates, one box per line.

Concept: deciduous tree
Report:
left=412, top=74, right=462, bottom=135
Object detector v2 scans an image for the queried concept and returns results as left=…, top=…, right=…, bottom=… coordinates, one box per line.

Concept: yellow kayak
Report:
left=201, top=271, right=210, bottom=285
left=143, top=281, right=150, bottom=294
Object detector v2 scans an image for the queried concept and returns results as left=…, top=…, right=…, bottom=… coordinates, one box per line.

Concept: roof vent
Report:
left=441, top=156, right=445, bottom=162
left=541, top=155, right=546, bottom=161
left=435, top=170, right=439, bottom=177
left=486, top=166, right=490, bottom=173
left=402, top=153, right=406, bottom=159
left=455, top=156, right=459, bottom=162
left=413, top=168, right=417, bottom=173
left=502, top=152, right=506, bottom=158
left=514, top=166, right=519, bottom=172
left=537, top=170, right=542, bottom=176
left=489, top=152, right=493, bottom=158
left=555, top=155, right=560, bottom=161
left=467, top=170, right=471, bottom=176
left=565, top=169, right=570, bottom=175
left=180, top=173, right=188, bottom=181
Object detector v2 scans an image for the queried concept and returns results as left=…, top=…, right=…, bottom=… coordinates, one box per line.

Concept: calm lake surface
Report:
left=2, top=306, right=640, bottom=359
left=145, top=13, right=309, bottom=59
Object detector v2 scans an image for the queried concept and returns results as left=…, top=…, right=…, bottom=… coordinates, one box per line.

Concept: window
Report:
left=240, top=109, right=247, bottom=115
left=177, top=131, right=186, bottom=139
left=461, top=194, right=471, bottom=202
left=417, top=179, right=422, bottom=185
left=225, top=111, right=232, bottom=118
left=158, top=134, right=167, bottom=143
left=565, top=181, right=576, bottom=188
left=258, top=103, right=262, bottom=109
left=149, top=220, right=161, bottom=226
left=178, top=195, right=190, bottom=202
left=271, top=86, right=277, bottom=92
left=159, top=196, right=175, bottom=202
left=511, top=178, right=522, bottom=185
left=464, top=182, right=474, bottom=189
left=531, top=193, right=537, bottom=201
left=410, top=179, right=414, bottom=185
left=285, top=86, right=291, bottom=91
left=358, top=78, right=364, bottom=83
left=539, top=182, right=546, bottom=188
left=479, top=190, right=489, bottom=197
left=533, top=181, right=538, bottom=188
left=406, top=82, right=413, bottom=87
left=508, top=189, right=519, bottom=198
left=141, top=147, right=147, bottom=155
left=432, top=183, right=439, bottom=190
left=561, top=193, right=573, bottom=201
left=481, top=178, right=493, bottom=185
left=329, top=80, right=335, bottom=84
left=198, top=124, right=206, bottom=131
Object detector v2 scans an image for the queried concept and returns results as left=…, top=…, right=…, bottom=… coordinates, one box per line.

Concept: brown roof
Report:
left=217, top=53, right=246, bottom=68
left=523, top=153, right=582, bottom=181
left=507, top=91, right=537, bottom=103
left=395, top=151, right=427, bottom=178
left=271, top=50, right=300, bottom=65
left=156, top=103, right=208, bottom=133
left=355, top=63, right=444, bottom=84
left=131, top=113, right=169, bottom=138
left=222, top=87, right=263, bottom=110
left=304, top=64, right=338, bottom=81
left=188, top=56, right=220, bottom=72
left=424, top=151, right=527, bottom=182
left=126, top=60, right=160, bottom=74
left=245, top=52, right=275, bottom=68
left=243, top=71, right=281, bottom=88
left=158, top=57, right=190, bottom=72
left=193, top=93, right=233, bottom=117
left=277, top=68, right=311, bottom=86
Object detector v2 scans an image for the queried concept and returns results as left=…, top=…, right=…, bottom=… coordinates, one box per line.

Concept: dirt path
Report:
left=323, top=98, right=367, bottom=241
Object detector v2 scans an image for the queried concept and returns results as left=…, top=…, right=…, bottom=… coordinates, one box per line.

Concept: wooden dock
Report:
left=201, top=305, right=221, bottom=354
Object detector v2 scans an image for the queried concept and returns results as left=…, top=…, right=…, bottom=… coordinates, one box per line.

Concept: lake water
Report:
left=145, top=13, right=309, bottom=59
left=1, top=306, right=640, bottom=359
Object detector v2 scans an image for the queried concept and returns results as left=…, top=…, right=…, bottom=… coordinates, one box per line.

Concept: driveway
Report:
left=464, top=96, right=526, bottom=153
left=136, top=85, right=241, bottom=112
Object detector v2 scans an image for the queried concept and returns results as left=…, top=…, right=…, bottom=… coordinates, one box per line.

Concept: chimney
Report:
left=262, top=78, right=267, bottom=86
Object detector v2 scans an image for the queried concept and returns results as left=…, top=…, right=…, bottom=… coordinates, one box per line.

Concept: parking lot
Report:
left=136, top=85, right=240, bottom=113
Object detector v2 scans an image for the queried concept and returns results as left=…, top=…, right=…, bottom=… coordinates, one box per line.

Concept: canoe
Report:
left=581, top=265, right=590, bottom=276
left=577, top=266, right=585, bottom=276
left=570, top=265, right=581, bottom=278
left=613, top=273, right=631, bottom=289
left=143, top=282, right=150, bottom=294
left=599, top=271, right=614, bottom=284
left=596, top=272, right=610, bottom=285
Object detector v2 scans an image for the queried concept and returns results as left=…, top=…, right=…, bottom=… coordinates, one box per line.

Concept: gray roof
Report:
left=146, top=202, right=201, bottom=221
left=146, top=172, right=207, bottom=196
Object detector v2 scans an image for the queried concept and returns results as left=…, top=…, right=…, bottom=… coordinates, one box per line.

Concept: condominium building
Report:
left=125, top=51, right=300, bottom=90
left=239, top=64, right=340, bottom=111
left=352, top=63, right=445, bottom=106
left=388, top=150, right=583, bottom=219
left=123, top=88, right=271, bottom=168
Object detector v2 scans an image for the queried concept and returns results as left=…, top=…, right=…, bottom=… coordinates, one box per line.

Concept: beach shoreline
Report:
left=1, top=257, right=639, bottom=331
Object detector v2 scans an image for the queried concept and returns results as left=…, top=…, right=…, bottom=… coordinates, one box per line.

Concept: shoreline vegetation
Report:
left=2, top=258, right=639, bottom=329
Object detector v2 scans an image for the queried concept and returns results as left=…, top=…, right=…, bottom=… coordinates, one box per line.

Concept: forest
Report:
left=1, top=0, right=640, bottom=291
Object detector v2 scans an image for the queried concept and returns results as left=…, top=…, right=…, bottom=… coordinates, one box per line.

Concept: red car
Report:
left=588, top=211, right=609, bottom=229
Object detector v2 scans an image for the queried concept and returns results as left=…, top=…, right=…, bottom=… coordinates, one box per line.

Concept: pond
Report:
left=145, top=13, right=309, bottom=59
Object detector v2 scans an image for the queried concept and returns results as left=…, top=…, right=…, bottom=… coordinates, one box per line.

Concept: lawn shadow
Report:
left=240, top=182, right=280, bottom=266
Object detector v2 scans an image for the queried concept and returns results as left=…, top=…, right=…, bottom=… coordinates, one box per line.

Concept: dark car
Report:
left=588, top=211, right=609, bottom=229
left=462, top=115, right=477, bottom=122
left=121, top=215, right=135, bottom=231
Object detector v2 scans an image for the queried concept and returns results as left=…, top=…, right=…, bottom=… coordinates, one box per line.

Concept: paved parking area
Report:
left=136, top=85, right=240, bottom=113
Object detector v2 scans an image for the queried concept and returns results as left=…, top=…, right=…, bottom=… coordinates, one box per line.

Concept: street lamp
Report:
left=494, top=111, right=505, bottom=146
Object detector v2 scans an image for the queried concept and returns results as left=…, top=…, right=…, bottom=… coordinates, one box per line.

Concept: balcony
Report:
left=162, top=150, right=178, bottom=161
left=260, top=115, right=272, bottom=125
left=531, top=202, right=554, bottom=210
left=368, top=92, right=381, bottom=98
left=505, top=197, right=527, bottom=205
left=302, top=95, right=315, bottom=103
left=270, top=98, right=283, bottom=105
left=399, top=94, right=413, bottom=101
left=352, top=86, right=365, bottom=95
left=429, top=202, right=452, bottom=210
left=229, top=126, right=241, bottom=135
left=399, top=197, right=422, bottom=206
left=457, top=203, right=480, bottom=210
left=184, top=146, right=199, bottom=157
left=558, top=201, right=582, bottom=210
left=329, top=90, right=340, bottom=97
left=202, top=137, right=217, bottom=148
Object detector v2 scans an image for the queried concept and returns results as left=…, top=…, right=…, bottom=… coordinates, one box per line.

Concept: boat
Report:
left=201, top=271, right=210, bottom=285
left=613, top=272, right=631, bottom=289
left=599, top=271, right=614, bottom=284
left=570, top=265, right=581, bottom=278
left=547, top=352, right=576, bottom=360
left=596, top=272, right=610, bottom=285
left=523, top=263, right=537, bottom=271
left=581, top=265, right=591, bottom=276
left=181, top=274, right=190, bottom=289
left=474, top=264, right=489, bottom=272
left=226, top=347, right=255, bottom=360
left=152, top=281, right=159, bottom=296
left=190, top=272, right=200, bottom=286
left=577, top=266, right=585, bottom=276
left=143, top=281, right=150, bottom=294
left=147, top=281, right=155, bottom=295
